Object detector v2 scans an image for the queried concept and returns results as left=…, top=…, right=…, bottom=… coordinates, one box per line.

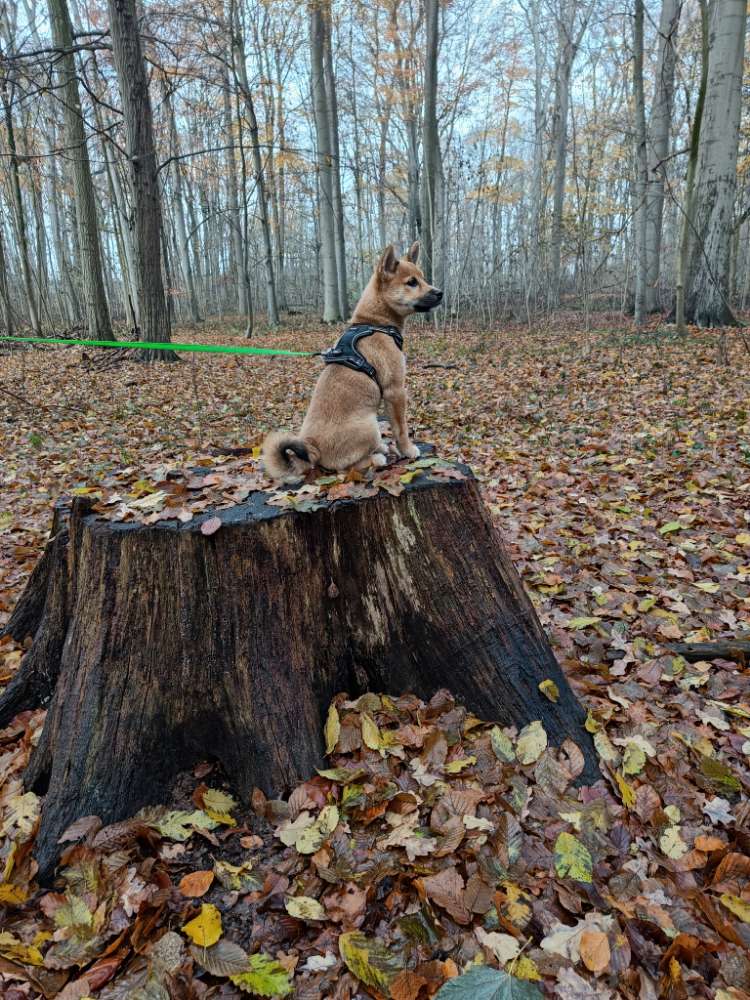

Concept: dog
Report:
left=262, top=242, right=442, bottom=481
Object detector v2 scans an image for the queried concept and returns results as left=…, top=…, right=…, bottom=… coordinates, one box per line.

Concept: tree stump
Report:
left=0, top=458, right=598, bottom=878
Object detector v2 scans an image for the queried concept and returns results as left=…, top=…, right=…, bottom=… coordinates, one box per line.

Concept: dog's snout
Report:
left=432, top=288, right=443, bottom=302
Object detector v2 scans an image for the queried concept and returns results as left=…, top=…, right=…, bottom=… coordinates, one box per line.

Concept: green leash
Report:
left=0, top=334, right=316, bottom=358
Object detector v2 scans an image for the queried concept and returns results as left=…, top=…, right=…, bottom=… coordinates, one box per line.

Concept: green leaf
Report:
left=699, top=755, right=741, bottom=794
left=316, top=766, right=367, bottom=784
left=564, top=616, right=602, bottom=630
left=231, top=953, right=293, bottom=996
left=139, top=807, right=219, bottom=841
left=490, top=726, right=515, bottom=762
left=658, top=521, right=682, bottom=535
left=435, top=965, right=543, bottom=998
left=622, top=743, right=646, bottom=776
left=553, top=831, right=593, bottom=883
left=338, top=931, right=404, bottom=994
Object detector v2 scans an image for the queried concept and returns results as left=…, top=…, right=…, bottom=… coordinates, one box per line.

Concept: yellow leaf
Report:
left=0, top=931, right=44, bottom=967
left=622, top=743, right=646, bottom=776
left=445, top=756, right=477, bottom=774
left=614, top=771, right=635, bottom=809
left=735, top=532, right=750, bottom=546
left=183, top=903, right=222, bottom=947
left=584, top=710, right=601, bottom=734
left=554, top=832, right=593, bottom=883
left=285, top=896, right=326, bottom=921
left=693, top=581, right=720, bottom=594
left=720, top=894, right=750, bottom=923
left=361, top=713, right=382, bottom=752
left=324, top=704, right=340, bottom=755
left=201, top=788, right=237, bottom=827
left=338, top=931, right=403, bottom=993
left=516, top=720, right=547, bottom=764
left=0, top=883, right=29, bottom=905
left=296, top=805, right=339, bottom=854
left=511, top=955, right=542, bottom=981
left=538, top=679, right=560, bottom=703
left=660, top=826, right=688, bottom=859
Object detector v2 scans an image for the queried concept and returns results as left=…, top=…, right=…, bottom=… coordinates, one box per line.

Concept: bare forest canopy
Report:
left=0, top=0, right=748, bottom=342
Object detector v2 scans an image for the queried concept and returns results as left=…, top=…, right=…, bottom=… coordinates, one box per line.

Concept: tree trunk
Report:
left=322, top=6, right=348, bottom=318
left=548, top=9, right=574, bottom=310
left=231, top=9, right=280, bottom=328
left=310, top=0, right=340, bottom=322
left=684, top=0, right=747, bottom=327
left=420, top=0, right=439, bottom=283
left=632, top=0, right=648, bottom=327
left=163, top=83, right=202, bottom=325
left=1, top=462, right=597, bottom=880
left=1, top=78, right=42, bottom=335
left=106, top=0, right=173, bottom=356
left=675, top=0, right=709, bottom=332
left=222, top=65, right=252, bottom=323
left=47, top=0, right=113, bottom=340
left=644, top=0, right=681, bottom=313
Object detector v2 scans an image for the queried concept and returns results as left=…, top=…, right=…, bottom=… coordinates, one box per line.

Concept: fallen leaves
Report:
left=1, top=324, right=750, bottom=997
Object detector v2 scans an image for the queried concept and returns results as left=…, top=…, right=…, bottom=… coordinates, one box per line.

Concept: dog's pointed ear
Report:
left=406, top=241, right=420, bottom=264
left=378, top=244, right=398, bottom=276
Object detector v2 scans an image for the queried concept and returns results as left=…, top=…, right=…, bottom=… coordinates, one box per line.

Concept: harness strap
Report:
left=321, top=324, right=403, bottom=388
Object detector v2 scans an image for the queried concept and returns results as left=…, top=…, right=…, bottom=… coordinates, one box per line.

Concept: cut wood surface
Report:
left=0, top=456, right=597, bottom=877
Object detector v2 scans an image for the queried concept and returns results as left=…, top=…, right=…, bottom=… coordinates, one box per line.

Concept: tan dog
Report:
left=262, top=242, right=442, bottom=481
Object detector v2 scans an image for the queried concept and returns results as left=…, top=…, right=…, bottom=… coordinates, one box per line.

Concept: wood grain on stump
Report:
left=0, top=458, right=597, bottom=877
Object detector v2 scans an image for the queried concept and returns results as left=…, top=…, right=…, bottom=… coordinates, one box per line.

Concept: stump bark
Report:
left=0, top=459, right=598, bottom=878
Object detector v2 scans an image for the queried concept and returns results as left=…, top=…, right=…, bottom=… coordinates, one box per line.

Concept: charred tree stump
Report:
left=0, top=460, right=598, bottom=878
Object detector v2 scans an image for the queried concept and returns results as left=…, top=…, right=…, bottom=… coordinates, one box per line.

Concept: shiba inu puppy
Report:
left=262, top=242, right=442, bottom=481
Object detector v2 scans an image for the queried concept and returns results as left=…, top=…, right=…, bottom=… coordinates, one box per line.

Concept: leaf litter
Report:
left=0, top=320, right=749, bottom=997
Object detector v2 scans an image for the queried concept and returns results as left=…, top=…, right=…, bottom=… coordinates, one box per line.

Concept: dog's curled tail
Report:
left=262, top=431, right=319, bottom=480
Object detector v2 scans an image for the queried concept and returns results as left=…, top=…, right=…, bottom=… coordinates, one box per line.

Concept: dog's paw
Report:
left=371, top=452, right=388, bottom=468
left=401, top=443, right=420, bottom=460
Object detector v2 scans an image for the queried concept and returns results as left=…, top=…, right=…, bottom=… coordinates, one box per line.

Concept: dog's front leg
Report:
left=385, top=389, right=419, bottom=460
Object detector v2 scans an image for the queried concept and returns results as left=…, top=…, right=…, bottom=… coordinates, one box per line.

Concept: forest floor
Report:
left=0, top=315, right=749, bottom=999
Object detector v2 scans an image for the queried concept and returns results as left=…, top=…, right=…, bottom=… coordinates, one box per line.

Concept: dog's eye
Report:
left=406, top=277, right=419, bottom=287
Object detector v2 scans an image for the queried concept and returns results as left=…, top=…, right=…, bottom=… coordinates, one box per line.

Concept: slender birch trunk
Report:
left=322, top=5, right=348, bottom=318
left=632, top=0, right=648, bottom=326
left=1, top=78, right=41, bottom=334
left=47, top=0, right=113, bottom=339
left=420, top=0, right=439, bottom=283
left=644, top=0, right=681, bottom=312
left=310, top=0, right=340, bottom=321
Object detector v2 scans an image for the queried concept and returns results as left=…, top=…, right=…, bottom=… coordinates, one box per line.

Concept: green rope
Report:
left=0, top=334, right=315, bottom=357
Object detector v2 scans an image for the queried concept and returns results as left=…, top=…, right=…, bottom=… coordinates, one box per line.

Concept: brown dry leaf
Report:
left=418, top=867, right=471, bottom=925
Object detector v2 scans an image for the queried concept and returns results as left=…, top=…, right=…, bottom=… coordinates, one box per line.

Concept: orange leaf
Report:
left=579, top=930, right=610, bottom=973
left=179, top=870, right=214, bottom=897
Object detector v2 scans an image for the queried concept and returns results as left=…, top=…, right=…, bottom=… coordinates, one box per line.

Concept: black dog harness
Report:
left=321, top=324, right=403, bottom=388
